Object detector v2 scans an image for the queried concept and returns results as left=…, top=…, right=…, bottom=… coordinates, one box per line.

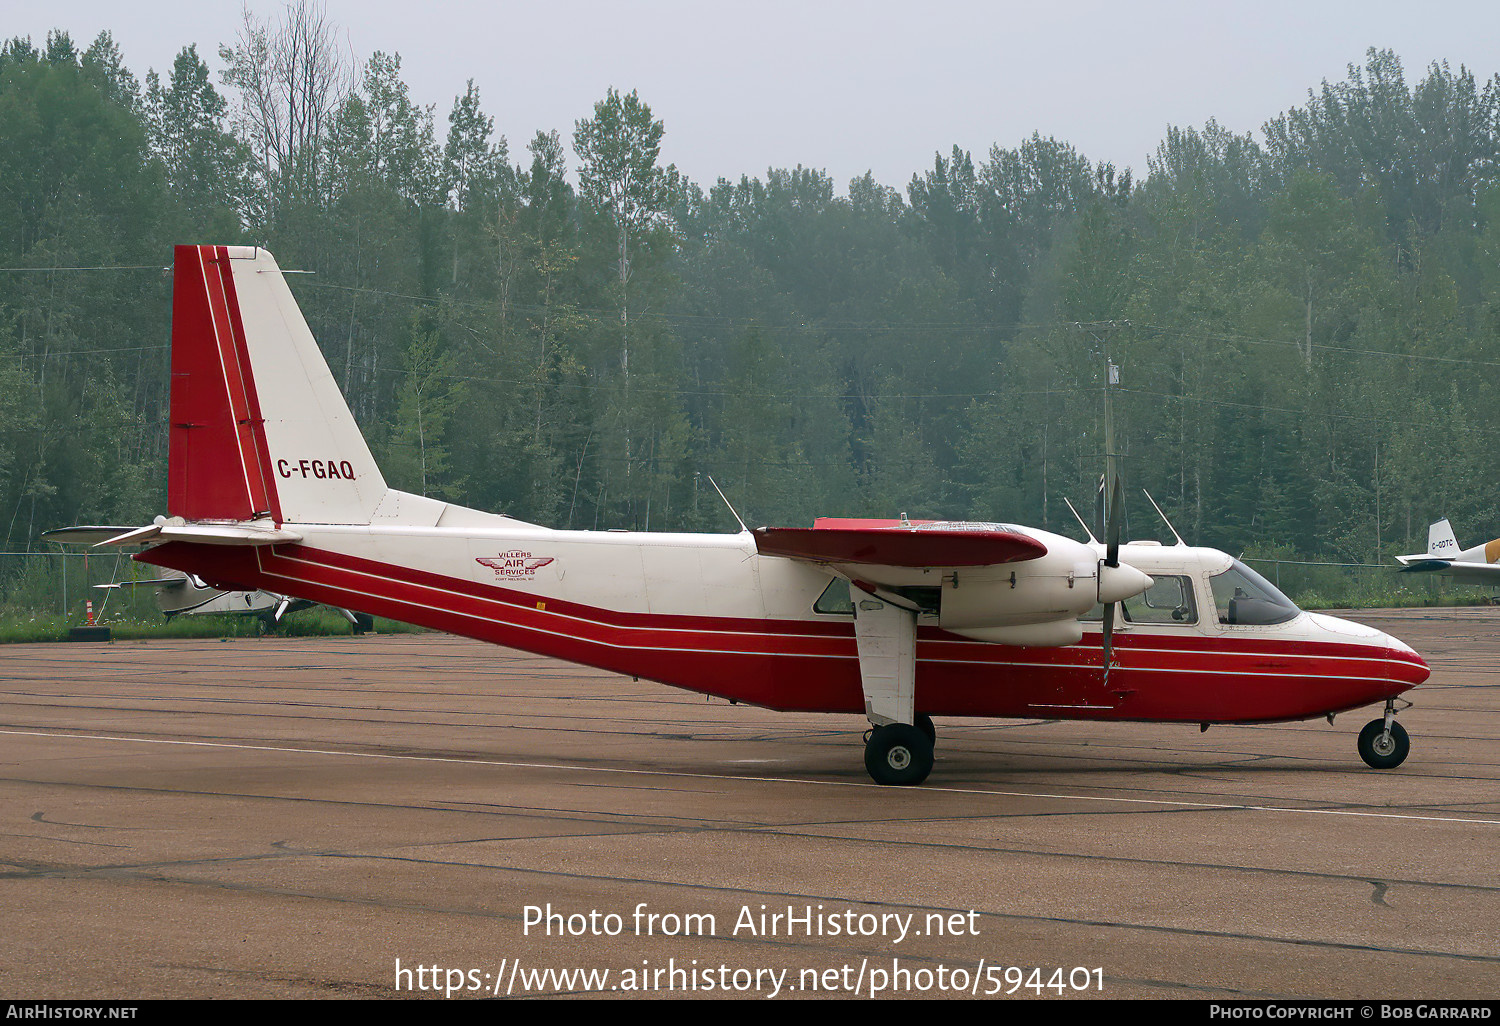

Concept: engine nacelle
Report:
left=945, top=619, right=1084, bottom=647
left=934, top=530, right=1152, bottom=644
left=938, top=559, right=1097, bottom=630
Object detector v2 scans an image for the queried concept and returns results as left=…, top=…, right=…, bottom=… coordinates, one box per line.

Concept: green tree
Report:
left=573, top=88, right=684, bottom=524
left=219, top=0, right=352, bottom=231
left=382, top=322, right=464, bottom=498
left=145, top=44, right=246, bottom=234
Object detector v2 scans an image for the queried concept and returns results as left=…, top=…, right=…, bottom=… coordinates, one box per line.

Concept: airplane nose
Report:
left=1382, top=631, right=1431, bottom=688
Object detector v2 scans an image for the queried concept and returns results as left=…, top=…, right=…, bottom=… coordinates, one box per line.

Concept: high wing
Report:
left=755, top=523, right=1046, bottom=568
left=753, top=517, right=1152, bottom=737
left=753, top=518, right=1150, bottom=643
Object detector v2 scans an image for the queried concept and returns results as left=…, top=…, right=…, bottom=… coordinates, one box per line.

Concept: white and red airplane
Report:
left=99, top=246, right=1429, bottom=784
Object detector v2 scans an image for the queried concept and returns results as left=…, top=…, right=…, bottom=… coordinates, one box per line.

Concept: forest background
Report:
left=3, top=6, right=1499, bottom=618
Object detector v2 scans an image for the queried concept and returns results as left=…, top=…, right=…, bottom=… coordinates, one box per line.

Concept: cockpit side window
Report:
left=1209, top=559, right=1300, bottom=626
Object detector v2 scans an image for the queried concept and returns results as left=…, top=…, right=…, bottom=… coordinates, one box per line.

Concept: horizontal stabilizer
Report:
left=42, top=526, right=139, bottom=546
left=93, top=523, right=172, bottom=548
left=755, top=525, right=1046, bottom=567
left=91, top=518, right=302, bottom=548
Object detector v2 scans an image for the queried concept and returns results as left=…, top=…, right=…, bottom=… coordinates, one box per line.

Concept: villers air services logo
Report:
left=477, top=551, right=555, bottom=579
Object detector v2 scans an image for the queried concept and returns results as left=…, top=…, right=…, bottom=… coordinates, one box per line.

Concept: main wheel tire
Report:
left=864, top=723, right=934, bottom=786
left=351, top=613, right=375, bottom=635
left=1357, top=718, right=1410, bottom=769
left=915, top=713, right=936, bottom=746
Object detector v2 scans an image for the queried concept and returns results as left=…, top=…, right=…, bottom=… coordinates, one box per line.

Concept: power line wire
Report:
left=0, top=265, right=166, bottom=272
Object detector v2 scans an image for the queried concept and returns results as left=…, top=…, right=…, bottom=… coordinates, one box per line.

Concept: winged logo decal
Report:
left=477, top=552, right=556, bottom=579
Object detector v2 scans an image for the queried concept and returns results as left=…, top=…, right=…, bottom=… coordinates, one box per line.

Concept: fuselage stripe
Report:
left=234, top=544, right=1424, bottom=685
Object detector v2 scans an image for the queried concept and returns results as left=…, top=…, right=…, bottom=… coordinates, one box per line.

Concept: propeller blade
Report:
left=1105, top=471, right=1124, bottom=567
left=1101, top=353, right=1122, bottom=687
left=1102, top=598, right=1115, bottom=683
left=1094, top=475, right=1106, bottom=542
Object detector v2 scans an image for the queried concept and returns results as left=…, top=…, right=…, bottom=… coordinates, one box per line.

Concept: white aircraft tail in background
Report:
left=1396, top=518, right=1500, bottom=585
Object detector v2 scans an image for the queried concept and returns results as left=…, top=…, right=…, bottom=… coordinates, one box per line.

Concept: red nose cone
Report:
left=1387, top=644, right=1430, bottom=690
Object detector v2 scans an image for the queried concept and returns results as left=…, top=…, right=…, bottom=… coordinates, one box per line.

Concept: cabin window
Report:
left=1123, top=574, right=1197, bottom=624
left=1209, top=559, right=1299, bottom=626
left=813, top=579, right=854, bottom=615
left=1081, top=573, right=1196, bottom=625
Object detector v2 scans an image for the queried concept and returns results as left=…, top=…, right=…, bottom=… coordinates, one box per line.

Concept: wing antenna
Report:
left=1062, top=497, right=1099, bottom=545
left=704, top=475, right=749, bottom=534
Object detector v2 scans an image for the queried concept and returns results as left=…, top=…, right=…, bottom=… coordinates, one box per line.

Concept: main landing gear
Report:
left=850, top=584, right=935, bottom=785
left=863, top=714, right=937, bottom=786
left=1356, top=699, right=1411, bottom=769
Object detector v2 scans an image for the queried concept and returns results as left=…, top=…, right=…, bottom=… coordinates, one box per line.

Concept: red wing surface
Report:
left=755, top=526, right=1046, bottom=567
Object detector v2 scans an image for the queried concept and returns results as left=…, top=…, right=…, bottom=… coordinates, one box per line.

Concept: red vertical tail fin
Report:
left=168, top=245, right=279, bottom=522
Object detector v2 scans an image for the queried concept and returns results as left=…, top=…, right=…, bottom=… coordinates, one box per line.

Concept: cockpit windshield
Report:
left=1209, top=559, right=1300, bottom=626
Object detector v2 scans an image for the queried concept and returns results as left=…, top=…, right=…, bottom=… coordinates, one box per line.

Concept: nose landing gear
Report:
left=1357, top=699, right=1411, bottom=769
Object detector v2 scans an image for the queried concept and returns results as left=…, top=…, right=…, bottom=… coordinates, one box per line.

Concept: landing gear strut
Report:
left=864, top=723, right=934, bottom=786
left=850, top=583, right=932, bottom=785
left=1357, top=699, right=1410, bottom=769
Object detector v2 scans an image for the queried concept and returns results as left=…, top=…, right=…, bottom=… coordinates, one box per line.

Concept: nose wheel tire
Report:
left=1357, top=718, right=1410, bottom=769
left=864, top=723, right=934, bottom=786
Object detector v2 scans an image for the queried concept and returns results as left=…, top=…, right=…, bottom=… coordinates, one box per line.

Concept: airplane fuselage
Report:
left=141, top=523, right=1428, bottom=726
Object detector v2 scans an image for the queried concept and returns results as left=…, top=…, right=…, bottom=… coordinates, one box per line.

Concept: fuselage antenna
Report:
left=705, top=475, right=749, bottom=534
left=1062, top=496, right=1100, bottom=545
left=1142, top=488, right=1187, bottom=546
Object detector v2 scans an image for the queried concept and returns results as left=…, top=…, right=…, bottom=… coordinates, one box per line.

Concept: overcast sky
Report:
left=16, top=1, right=1500, bottom=192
